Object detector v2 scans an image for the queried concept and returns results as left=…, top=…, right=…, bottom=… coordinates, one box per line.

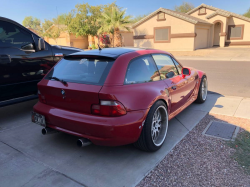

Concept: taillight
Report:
left=38, top=90, right=46, bottom=104
left=91, top=100, right=127, bottom=117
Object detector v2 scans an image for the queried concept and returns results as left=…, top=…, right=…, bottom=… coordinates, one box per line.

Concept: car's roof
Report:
left=66, top=47, right=147, bottom=58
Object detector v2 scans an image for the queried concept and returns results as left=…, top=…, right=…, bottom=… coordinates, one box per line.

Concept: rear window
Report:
left=45, top=58, right=114, bottom=85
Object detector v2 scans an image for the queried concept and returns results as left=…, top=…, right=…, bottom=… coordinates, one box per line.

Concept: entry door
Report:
left=0, top=20, right=53, bottom=101
left=195, top=29, right=208, bottom=49
left=213, top=23, right=221, bottom=46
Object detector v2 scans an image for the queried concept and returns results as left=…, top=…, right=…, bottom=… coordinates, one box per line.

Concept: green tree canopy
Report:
left=67, top=2, right=122, bottom=37
left=22, top=16, right=42, bottom=35
left=42, top=19, right=53, bottom=33
left=243, top=8, right=250, bottom=18
left=174, top=2, right=194, bottom=13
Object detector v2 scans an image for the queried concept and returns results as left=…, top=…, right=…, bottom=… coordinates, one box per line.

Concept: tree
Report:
left=42, top=19, right=53, bottom=33
left=131, top=14, right=148, bottom=23
left=243, top=8, right=250, bottom=18
left=43, top=25, right=67, bottom=44
left=22, top=16, right=42, bottom=35
left=67, top=2, right=122, bottom=37
left=174, top=2, right=194, bottom=13
left=98, top=7, right=132, bottom=47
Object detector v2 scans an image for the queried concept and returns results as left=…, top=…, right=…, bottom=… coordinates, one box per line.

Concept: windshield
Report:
left=45, top=58, right=114, bottom=85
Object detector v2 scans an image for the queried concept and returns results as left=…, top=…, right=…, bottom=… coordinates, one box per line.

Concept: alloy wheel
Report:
left=202, top=78, right=208, bottom=101
left=151, top=106, right=168, bottom=146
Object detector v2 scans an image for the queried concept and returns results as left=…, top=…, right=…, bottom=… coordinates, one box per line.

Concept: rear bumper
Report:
left=33, top=101, right=148, bottom=146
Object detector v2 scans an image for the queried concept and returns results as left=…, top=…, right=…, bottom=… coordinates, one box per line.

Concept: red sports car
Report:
left=32, top=48, right=207, bottom=152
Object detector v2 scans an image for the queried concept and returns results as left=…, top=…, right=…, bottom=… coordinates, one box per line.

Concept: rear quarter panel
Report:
left=101, top=50, right=172, bottom=112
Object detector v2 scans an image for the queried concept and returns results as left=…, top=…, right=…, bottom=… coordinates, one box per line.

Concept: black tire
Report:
left=134, top=100, right=168, bottom=152
left=195, top=75, right=208, bottom=104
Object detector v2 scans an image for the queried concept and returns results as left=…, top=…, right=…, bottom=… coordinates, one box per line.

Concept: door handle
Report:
left=171, top=86, right=177, bottom=90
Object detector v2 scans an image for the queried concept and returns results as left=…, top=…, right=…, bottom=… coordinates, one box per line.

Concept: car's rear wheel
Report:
left=195, top=75, right=208, bottom=103
left=134, top=101, right=168, bottom=152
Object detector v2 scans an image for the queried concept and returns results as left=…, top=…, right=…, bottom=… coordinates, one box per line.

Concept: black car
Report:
left=0, top=17, right=83, bottom=106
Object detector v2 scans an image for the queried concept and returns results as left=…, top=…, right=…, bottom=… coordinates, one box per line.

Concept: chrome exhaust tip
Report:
left=77, top=138, right=92, bottom=147
left=41, top=127, right=58, bottom=135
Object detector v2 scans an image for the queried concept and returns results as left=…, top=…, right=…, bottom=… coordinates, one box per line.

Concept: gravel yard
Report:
left=137, top=114, right=250, bottom=187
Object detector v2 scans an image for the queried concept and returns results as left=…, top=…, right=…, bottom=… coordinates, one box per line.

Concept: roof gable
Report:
left=187, top=4, right=250, bottom=23
left=132, top=8, right=211, bottom=28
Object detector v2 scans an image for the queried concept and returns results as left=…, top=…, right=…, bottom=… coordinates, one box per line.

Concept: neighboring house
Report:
left=120, top=25, right=134, bottom=47
left=44, top=25, right=88, bottom=49
left=132, top=4, right=250, bottom=51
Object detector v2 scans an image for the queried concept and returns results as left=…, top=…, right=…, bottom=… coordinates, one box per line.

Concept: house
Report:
left=120, top=25, right=134, bottom=47
left=132, top=4, right=250, bottom=51
left=44, top=25, right=88, bottom=49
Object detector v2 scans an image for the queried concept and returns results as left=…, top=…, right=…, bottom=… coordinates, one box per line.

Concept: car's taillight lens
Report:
left=91, top=100, right=127, bottom=117
left=38, top=90, right=46, bottom=104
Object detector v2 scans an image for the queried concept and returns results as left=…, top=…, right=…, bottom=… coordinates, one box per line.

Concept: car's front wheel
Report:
left=134, top=101, right=168, bottom=152
left=195, top=75, right=208, bottom=103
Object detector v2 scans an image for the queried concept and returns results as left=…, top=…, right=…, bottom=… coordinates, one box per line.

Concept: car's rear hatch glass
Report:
left=41, top=57, right=114, bottom=113
left=45, top=57, right=114, bottom=85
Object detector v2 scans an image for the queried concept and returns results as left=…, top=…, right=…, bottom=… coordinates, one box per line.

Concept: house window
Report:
left=199, top=7, right=206, bottom=15
left=228, top=25, right=244, bottom=40
left=154, top=27, right=171, bottom=43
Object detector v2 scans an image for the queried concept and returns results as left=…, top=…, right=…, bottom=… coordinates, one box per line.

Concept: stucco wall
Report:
left=226, top=17, right=250, bottom=42
left=133, top=14, right=196, bottom=51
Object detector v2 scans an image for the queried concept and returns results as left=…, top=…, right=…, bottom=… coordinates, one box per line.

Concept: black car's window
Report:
left=152, top=54, right=179, bottom=79
left=172, top=58, right=182, bottom=75
left=45, top=58, right=114, bottom=85
left=125, top=55, right=160, bottom=84
left=0, top=20, right=34, bottom=48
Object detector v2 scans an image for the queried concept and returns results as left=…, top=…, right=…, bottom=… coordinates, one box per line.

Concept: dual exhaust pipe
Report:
left=41, top=127, right=92, bottom=147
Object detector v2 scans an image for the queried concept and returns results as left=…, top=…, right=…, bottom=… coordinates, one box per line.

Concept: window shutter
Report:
left=158, top=13, right=165, bottom=20
left=199, top=8, right=206, bottom=14
left=155, top=28, right=169, bottom=41
left=230, top=27, right=242, bottom=38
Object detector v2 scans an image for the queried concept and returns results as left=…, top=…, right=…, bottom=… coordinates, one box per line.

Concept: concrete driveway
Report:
left=0, top=94, right=249, bottom=187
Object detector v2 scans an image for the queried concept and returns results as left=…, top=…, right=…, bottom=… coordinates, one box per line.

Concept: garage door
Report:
left=195, top=29, right=208, bottom=49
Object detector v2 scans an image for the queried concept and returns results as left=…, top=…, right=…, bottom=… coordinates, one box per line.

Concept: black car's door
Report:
left=0, top=20, right=54, bottom=101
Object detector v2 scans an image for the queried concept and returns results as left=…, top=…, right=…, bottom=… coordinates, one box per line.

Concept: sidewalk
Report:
left=170, top=46, right=250, bottom=61
left=190, top=93, right=250, bottom=120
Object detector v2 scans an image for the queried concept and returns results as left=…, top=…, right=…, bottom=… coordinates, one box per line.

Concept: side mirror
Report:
left=182, top=67, right=191, bottom=76
left=38, top=38, right=45, bottom=51
left=166, top=71, right=175, bottom=79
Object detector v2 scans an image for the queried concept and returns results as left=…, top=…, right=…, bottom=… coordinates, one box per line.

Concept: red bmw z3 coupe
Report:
left=32, top=48, right=207, bottom=152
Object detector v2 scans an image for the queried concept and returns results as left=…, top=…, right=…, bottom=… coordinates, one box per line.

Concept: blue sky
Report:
left=1, top=0, right=250, bottom=24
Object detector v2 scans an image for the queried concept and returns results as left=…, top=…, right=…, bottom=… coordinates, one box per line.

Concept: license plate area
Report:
left=32, top=112, right=46, bottom=127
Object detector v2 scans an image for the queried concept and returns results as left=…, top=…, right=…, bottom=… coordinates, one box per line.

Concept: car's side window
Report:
left=172, top=58, right=182, bottom=75
left=0, top=20, right=34, bottom=49
left=152, top=54, right=179, bottom=79
left=125, top=55, right=160, bottom=84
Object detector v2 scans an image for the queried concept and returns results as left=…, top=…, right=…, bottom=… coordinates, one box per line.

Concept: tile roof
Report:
left=132, top=8, right=212, bottom=28
left=187, top=4, right=250, bottom=22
